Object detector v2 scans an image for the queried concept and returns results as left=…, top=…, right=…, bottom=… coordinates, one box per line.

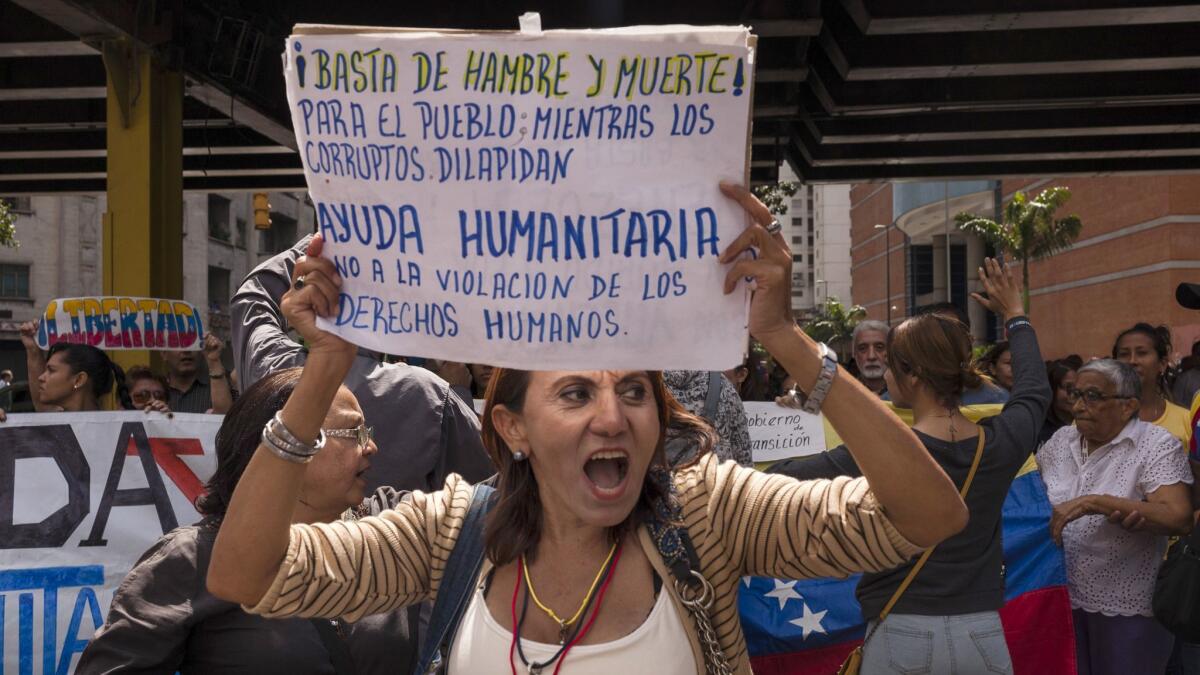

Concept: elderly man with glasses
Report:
left=1036, top=358, right=1194, bottom=675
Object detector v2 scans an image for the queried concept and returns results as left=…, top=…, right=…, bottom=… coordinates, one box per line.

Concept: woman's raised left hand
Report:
left=718, top=182, right=794, bottom=341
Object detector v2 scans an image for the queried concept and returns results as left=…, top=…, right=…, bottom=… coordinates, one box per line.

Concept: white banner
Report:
left=0, top=412, right=220, bottom=675
left=744, top=401, right=826, bottom=463
left=284, top=23, right=755, bottom=370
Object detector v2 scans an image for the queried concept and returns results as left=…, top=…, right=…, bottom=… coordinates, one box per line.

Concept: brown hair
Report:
left=195, top=368, right=304, bottom=519
left=480, top=369, right=716, bottom=566
left=886, top=314, right=984, bottom=408
left=126, top=365, right=169, bottom=389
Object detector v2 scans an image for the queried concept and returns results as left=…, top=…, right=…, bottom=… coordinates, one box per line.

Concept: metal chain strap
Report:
left=675, top=570, right=734, bottom=675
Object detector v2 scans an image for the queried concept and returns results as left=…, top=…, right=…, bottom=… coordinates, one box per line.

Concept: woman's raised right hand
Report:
left=281, top=234, right=357, bottom=365
left=18, top=320, right=39, bottom=351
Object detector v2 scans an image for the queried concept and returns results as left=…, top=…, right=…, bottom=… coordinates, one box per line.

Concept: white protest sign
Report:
left=284, top=23, right=756, bottom=370
left=477, top=399, right=826, bottom=464
left=34, top=297, right=206, bottom=351
left=744, top=401, right=826, bottom=463
left=0, top=412, right=220, bottom=674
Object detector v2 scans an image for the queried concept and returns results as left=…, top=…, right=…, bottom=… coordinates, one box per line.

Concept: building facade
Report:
left=850, top=175, right=1200, bottom=360
left=0, top=192, right=314, bottom=383
left=778, top=163, right=852, bottom=318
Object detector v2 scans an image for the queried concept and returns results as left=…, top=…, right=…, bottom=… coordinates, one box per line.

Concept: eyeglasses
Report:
left=131, top=390, right=169, bottom=404
left=1066, top=388, right=1133, bottom=405
left=323, top=423, right=374, bottom=448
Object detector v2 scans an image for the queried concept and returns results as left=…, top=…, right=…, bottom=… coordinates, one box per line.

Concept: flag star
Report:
left=742, top=576, right=754, bottom=588
left=763, top=579, right=803, bottom=610
left=789, top=603, right=828, bottom=640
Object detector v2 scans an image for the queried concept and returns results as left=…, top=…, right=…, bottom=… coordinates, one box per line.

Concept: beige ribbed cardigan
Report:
left=245, top=453, right=922, bottom=673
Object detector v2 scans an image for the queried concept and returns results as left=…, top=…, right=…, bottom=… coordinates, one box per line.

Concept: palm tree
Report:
left=803, top=297, right=866, bottom=359
left=954, top=187, right=1082, bottom=313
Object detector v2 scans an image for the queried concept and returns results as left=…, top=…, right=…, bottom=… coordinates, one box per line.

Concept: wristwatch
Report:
left=801, top=342, right=838, bottom=415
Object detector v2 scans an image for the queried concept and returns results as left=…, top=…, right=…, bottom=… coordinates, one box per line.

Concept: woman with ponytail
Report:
left=16, top=320, right=131, bottom=412
left=771, top=258, right=1051, bottom=673
left=1113, top=323, right=1193, bottom=447
left=34, top=342, right=132, bottom=411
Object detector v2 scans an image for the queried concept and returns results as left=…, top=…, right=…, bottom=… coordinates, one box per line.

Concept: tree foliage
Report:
left=753, top=180, right=799, bottom=216
left=0, top=199, right=17, bottom=249
left=954, top=187, right=1082, bottom=313
left=802, top=297, right=866, bottom=356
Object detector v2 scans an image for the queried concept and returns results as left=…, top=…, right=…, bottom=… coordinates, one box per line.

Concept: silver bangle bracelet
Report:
left=261, top=426, right=315, bottom=464
left=270, top=412, right=325, bottom=450
left=262, top=423, right=313, bottom=457
left=801, top=342, right=838, bottom=415
left=262, top=414, right=325, bottom=459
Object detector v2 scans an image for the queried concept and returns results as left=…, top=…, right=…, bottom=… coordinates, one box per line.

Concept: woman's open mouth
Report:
left=583, top=450, right=630, bottom=494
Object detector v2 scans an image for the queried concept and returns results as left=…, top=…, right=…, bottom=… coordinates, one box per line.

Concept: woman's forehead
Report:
left=325, top=387, right=363, bottom=421
left=531, top=370, right=652, bottom=384
left=1118, top=333, right=1155, bottom=349
left=1076, top=371, right=1114, bottom=390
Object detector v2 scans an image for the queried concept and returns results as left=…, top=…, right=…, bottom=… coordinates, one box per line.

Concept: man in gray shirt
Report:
left=231, top=234, right=494, bottom=492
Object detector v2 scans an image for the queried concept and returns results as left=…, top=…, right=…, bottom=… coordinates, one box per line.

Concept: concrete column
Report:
left=101, top=40, right=183, bottom=371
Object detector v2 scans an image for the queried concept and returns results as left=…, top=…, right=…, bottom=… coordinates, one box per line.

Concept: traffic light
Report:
left=253, top=192, right=272, bottom=229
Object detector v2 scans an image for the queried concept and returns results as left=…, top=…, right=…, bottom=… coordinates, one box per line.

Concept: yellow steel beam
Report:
left=103, top=39, right=183, bottom=376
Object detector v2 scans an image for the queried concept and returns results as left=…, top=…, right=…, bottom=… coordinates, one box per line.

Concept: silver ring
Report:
left=765, top=219, right=782, bottom=235
left=293, top=275, right=307, bottom=291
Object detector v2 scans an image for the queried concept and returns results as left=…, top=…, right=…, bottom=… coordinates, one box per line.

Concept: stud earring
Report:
left=512, top=449, right=527, bottom=462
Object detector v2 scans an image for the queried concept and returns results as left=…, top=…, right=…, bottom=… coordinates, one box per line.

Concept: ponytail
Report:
left=887, top=313, right=981, bottom=408
left=110, top=361, right=132, bottom=410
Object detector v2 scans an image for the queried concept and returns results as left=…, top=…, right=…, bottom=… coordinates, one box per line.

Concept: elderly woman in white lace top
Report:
left=1037, top=358, right=1194, bottom=675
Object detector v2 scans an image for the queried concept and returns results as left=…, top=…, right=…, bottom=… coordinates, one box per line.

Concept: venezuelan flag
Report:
left=741, top=405, right=1076, bottom=674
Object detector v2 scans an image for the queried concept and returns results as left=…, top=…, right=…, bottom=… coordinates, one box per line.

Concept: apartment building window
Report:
left=235, top=218, right=248, bottom=249
left=949, top=244, right=968, bottom=310
left=0, top=264, right=31, bottom=299
left=208, top=266, right=231, bottom=311
left=909, top=245, right=934, bottom=295
left=1, top=197, right=33, bottom=214
left=208, top=195, right=232, bottom=242
left=259, top=212, right=298, bottom=256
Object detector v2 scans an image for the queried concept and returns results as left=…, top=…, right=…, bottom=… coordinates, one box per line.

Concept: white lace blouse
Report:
left=1037, top=419, right=1192, bottom=616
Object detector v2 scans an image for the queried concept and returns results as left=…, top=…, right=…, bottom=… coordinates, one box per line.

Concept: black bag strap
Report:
left=310, top=618, right=358, bottom=675
left=413, top=483, right=496, bottom=675
left=702, top=371, right=724, bottom=423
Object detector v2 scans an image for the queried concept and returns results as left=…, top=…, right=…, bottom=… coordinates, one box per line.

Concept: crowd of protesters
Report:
left=3, top=184, right=1200, bottom=675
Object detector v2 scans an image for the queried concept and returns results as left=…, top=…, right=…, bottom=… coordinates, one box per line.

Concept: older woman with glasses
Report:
left=1037, top=358, right=1194, bottom=675
left=76, top=368, right=417, bottom=675
left=125, top=365, right=173, bottom=415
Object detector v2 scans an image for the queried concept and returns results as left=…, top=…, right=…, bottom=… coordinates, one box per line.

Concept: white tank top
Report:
left=448, top=580, right=697, bottom=674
